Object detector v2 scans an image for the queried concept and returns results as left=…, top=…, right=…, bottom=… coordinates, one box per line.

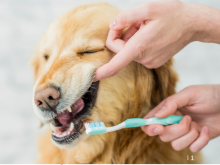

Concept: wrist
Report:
left=184, top=3, right=220, bottom=43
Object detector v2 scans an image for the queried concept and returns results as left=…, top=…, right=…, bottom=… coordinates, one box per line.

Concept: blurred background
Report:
left=0, top=0, right=220, bottom=163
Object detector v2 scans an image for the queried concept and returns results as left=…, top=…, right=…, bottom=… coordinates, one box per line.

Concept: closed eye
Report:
left=78, top=48, right=104, bottom=55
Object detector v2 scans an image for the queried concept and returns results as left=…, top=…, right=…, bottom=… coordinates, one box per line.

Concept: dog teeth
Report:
left=51, top=122, right=74, bottom=138
left=67, top=106, right=72, bottom=113
left=52, top=132, right=69, bottom=138
left=70, top=122, right=74, bottom=131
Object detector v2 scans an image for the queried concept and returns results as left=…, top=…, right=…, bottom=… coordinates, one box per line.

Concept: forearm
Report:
left=186, top=3, right=220, bottom=44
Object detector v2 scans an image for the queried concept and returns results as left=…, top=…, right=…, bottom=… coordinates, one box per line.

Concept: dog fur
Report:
left=31, top=3, right=202, bottom=164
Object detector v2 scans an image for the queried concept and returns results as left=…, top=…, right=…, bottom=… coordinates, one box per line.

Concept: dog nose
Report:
left=34, top=87, right=60, bottom=111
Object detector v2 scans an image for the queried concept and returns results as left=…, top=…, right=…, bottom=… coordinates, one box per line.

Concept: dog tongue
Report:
left=57, top=98, right=84, bottom=126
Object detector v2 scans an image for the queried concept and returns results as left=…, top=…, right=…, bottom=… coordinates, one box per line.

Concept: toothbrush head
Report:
left=85, top=122, right=107, bottom=135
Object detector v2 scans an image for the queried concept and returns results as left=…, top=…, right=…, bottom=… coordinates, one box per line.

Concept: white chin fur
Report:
left=33, top=104, right=55, bottom=123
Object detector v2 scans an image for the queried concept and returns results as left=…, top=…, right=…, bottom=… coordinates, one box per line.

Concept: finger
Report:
left=106, top=22, right=142, bottom=54
left=106, top=29, right=126, bottom=53
left=94, top=24, right=150, bottom=82
left=189, top=126, right=209, bottom=152
left=93, top=48, right=134, bottom=81
left=154, top=88, right=193, bottom=118
left=122, top=22, right=142, bottom=42
left=159, top=116, right=191, bottom=142
left=110, top=4, right=150, bottom=30
left=141, top=124, right=165, bottom=136
left=171, top=122, right=199, bottom=151
left=94, top=31, right=143, bottom=81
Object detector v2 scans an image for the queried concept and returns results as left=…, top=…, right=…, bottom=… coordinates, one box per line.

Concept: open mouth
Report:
left=50, top=81, right=99, bottom=144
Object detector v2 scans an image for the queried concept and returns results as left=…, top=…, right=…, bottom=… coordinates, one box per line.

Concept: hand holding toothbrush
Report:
left=142, top=85, right=220, bottom=152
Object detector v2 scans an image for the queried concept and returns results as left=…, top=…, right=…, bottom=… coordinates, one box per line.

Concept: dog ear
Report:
left=151, top=59, right=178, bottom=105
left=134, top=59, right=178, bottom=110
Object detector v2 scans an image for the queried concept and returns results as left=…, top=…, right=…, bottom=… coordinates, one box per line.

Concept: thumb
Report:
left=153, top=88, right=192, bottom=118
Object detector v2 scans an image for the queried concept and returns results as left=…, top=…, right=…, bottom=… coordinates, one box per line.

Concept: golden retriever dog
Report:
left=31, top=3, right=201, bottom=164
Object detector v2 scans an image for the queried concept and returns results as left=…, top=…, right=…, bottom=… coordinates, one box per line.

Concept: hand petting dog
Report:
left=94, top=0, right=220, bottom=152
left=94, top=0, right=220, bottom=81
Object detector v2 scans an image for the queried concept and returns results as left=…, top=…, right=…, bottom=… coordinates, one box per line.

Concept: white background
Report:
left=0, top=0, right=219, bottom=163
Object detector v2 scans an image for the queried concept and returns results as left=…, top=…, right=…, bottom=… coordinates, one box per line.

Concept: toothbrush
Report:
left=85, top=115, right=183, bottom=135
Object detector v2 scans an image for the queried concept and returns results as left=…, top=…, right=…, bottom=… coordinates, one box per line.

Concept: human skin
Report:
left=93, top=0, right=220, bottom=152
left=94, top=0, right=220, bottom=81
left=142, top=85, right=220, bottom=152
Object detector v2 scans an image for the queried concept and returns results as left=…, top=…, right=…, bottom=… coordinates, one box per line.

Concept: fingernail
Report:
left=113, top=19, right=116, bottom=26
left=110, top=19, right=116, bottom=28
left=204, top=127, right=209, bottom=133
left=187, top=116, right=191, bottom=124
left=161, top=106, right=166, bottom=110
left=154, top=127, right=162, bottom=135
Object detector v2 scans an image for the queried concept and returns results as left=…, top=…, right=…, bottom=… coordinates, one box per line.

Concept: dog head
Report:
left=32, top=3, right=120, bottom=148
left=32, top=3, right=177, bottom=149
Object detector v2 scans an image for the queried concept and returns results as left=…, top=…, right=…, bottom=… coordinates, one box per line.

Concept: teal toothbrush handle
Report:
left=124, top=115, right=183, bottom=128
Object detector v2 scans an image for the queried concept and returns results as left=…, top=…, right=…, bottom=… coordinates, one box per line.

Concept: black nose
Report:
left=34, top=87, right=60, bottom=111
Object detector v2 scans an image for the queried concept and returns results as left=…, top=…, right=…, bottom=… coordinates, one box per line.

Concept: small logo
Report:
left=187, top=155, right=194, bottom=161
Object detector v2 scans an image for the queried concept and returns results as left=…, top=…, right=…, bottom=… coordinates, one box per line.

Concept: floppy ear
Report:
left=134, top=58, right=178, bottom=111
left=151, top=58, right=178, bottom=106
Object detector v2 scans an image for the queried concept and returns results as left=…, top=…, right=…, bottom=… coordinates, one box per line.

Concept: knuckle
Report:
left=144, top=64, right=153, bottom=69
left=164, top=96, right=178, bottom=110
left=184, top=86, right=196, bottom=94
left=141, top=126, right=147, bottom=133
left=143, top=2, right=155, bottom=13
left=179, top=124, right=189, bottom=134
left=184, top=86, right=192, bottom=91
left=144, top=59, right=159, bottom=69
left=106, top=40, right=115, bottom=51
left=159, top=135, right=169, bottom=142
left=151, top=63, right=159, bottom=69
left=171, top=141, right=181, bottom=151
left=202, top=134, right=210, bottom=144
left=191, top=126, right=199, bottom=137
left=172, top=0, right=182, bottom=6
left=135, top=43, right=146, bottom=60
left=143, top=58, right=155, bottom=68
left=105, top=40, right=111, bottom=49
left=189, top=145, right=198, bottom=153
left=117, top=11, right=129, bottom=25
left=165, top=96, right=173, bottom=104
left=108, top=69, right=118, bottom=77
left=146, top=4, right=156, bottom=15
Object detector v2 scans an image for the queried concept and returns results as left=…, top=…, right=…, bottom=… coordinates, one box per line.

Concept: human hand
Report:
left=94, top=0, right=199, bottom=81
left=141, top=85, right=220, bottom=152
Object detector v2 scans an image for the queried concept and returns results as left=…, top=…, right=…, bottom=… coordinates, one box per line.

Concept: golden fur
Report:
left=31, top=3, right=202, bottom=164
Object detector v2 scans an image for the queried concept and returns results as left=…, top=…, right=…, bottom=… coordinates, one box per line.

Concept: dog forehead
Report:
left=43, top=16, right=108, bottom=58
left=49, top=6, right=111, bottom=45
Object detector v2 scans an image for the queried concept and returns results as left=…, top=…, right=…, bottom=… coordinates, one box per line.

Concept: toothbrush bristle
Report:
left=84, top=122, right=106, bottom=135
